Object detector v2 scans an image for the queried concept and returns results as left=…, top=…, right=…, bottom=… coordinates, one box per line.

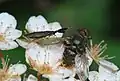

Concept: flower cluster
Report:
left=0, top=12, right=120, bottom=81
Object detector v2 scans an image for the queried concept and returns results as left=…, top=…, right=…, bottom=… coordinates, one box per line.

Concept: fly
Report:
left=62, top=28, right=91, bottom=67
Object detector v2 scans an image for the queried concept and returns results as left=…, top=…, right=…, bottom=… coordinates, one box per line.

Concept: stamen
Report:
left=0, top=35, right=5, bottom=41
left=38, top=64, right=53, bottom=74
left=98, top=45, right=107, bottom=57
left=90, top=39, right=93, bottom=48
left=99, top=43, right=107, bottom=52
left=16, top=60, right=21, bottom=64
left=4, top=58, right=10, bottom=72
left=97, top=40, right=104, bottom=48
left=87, top=40, right=116, bottom=69
left=0, top=52, right=5, bottom=68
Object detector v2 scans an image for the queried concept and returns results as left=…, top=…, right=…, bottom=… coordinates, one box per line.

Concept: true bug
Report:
left=22, top=28, right=68, bottom=45
left=24, top=28, right=68, bottom=39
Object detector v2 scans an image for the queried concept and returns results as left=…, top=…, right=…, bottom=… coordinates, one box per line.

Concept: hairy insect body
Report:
left=63, top=28, right=90, bottom=66
left=62, top=28, right=91, bottom=81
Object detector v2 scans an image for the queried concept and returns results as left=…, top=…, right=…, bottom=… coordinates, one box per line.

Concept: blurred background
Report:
left=0, top=0, right=120, bottom=68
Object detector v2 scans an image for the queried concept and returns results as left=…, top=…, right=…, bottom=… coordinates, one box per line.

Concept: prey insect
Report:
left=22, top=28, right=68, bottom=45
left=24, top=28, right=68, bottom=39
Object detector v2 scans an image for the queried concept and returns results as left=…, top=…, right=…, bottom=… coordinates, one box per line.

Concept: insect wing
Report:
left=24, top=31, right=53, bottom=38
left=75, top=54, right=89, bottom=81
left=36, top=37, right=64, bottom=45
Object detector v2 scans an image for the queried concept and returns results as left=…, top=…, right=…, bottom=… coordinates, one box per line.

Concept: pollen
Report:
left=60, top=60, right=74, bottom=69
left=28, top=56, right=53, bottom=75
left=0, top=69, right=10, bottom=81
left=0, top=34, right=5, bottom=41
left=38, top=64, right=53, bottom=74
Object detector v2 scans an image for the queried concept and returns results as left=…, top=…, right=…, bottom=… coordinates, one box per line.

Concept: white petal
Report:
left=43, top=67, right=75, bottom=79
left=8, top=64, right=27, bottom=75
left=74, top=79, right=81, bottom=81
left=116, top=70, right=120, bottom=81
left=98, top=66, right=116, bottom=81
left=25, top=43, right=47, bottom=65
left=25, top=15, right=48, bottom=33
left=48, top=77, right=76, bottom=81
left=63, top=77, right=75, bottom=81
left=26, top=74, right=38, bottom=81
left=7, top=77, right=21, bottom=81
left=0, top=41, right=18, bottom=50
left=48, top=77, right=63, bottom=81
left=88, top=71, right=98, bottom=81
left=56, top=67, right=75, bottom=79
left=16, top=39, right=29, bottom=49
left=47, top=22, right=62, bottom=31
left=43, top=73, right=62, bottom=81
left=44, top=44, right=64, bottom=67
left=4, top=28, right=22, bottom=40
left=26, top=43, right=64, bottom=67
left=0, top=12, right=17, bottom=33
left=47, top=22, right=63, bottom=37
left=99, top=60, right=119, bottom=73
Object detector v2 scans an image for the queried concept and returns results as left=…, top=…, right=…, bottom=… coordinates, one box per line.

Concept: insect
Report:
left=62, top=28, right=91, bottom=81
left=62, top=28, right=91, bottom=67
left=24, top=28, right=68, bottom=39
left=22, top=28, right=68, bottom=45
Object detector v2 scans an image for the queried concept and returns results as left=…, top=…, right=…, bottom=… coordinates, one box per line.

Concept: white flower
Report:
left=0, top=53, right=27, bottom=81
left=0, top=12, right=22, bottom=50
left=25, top=42, right=77, bottom=80
left=88, top=60, right=120, bottom=81
left=25, top=42, right=64, bottom=73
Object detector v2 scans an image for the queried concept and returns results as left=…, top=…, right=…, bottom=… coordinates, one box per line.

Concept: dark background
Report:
left=0, top=0, right=120, bottom=68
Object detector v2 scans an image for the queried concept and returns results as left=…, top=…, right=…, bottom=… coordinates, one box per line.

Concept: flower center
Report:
left=87, top=40, right=107, bottom=63
left=0, top=69, right=10, bottom=81
left=0, top=34, right=5, bottom=41
left=28, top=56, right=53, bottom=75
left=38, top=64, right=53, bottom=74
left=0, top=51, right=21, bottom=81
